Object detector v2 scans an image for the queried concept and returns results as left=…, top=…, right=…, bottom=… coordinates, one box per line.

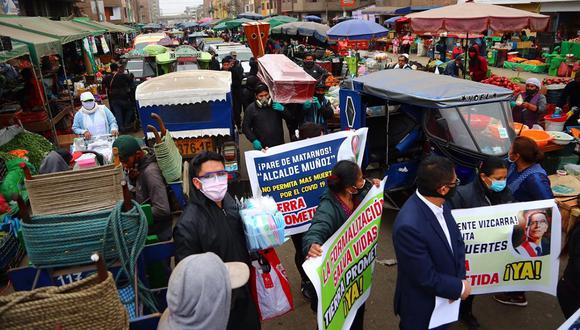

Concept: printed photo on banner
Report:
left=511, top=208, right=552, bottom=258
left=303, top=180, right=385, bottom=330
left=452, top=199, right=561, bottom=296
left=245, top=129, right=368, bottom=236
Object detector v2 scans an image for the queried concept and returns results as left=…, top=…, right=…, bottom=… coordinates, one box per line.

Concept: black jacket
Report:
left=303, top=63, right=328, bottom=82
left=230, top=63, right=244, bottom=89
left=242, top=101, right=291, bottom=148
left=173, top=189, right=260, bottom=330
left=563, top=224, right=580, bottom=290
left=447, top=177, right=514, bottom=209
left=102, top=71, right=133, bottom=100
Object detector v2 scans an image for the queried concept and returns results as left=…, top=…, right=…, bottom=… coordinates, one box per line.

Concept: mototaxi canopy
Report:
left=135, top=70, right=233, bottom=139
left=353, top=69, right=512, bottom=108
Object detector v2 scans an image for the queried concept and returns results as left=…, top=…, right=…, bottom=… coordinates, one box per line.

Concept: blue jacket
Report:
left=507, top=163, right=553, bottom=202
left=393, top=193, right=466, bottom=329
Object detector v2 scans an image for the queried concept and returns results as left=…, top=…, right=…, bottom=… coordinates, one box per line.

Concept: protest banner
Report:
left=302, top=180, right=384, bottom=330
left=452, top=199, right=561, bottom=295
left=245, top=129, right=368, bottom=235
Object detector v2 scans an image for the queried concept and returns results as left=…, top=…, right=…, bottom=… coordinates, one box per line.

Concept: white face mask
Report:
left=82, top=101, right=96, bottom=110
left=197, top=173, right=228, bottom=203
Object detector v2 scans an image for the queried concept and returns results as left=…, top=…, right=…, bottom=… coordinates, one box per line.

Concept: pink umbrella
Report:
left=198, top=17, right=213, bottom=24
left=406, top=2, right=549, bottom=33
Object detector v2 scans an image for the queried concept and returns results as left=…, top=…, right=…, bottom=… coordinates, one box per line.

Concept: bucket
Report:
left=546, top=85, right=565, bottom=104
left=544, top=114, right=567, bottom=132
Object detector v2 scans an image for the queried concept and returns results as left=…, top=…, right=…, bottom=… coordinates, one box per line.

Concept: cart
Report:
left=135, top=70, right=240, bottom=181
left=340, top=70, right=515, bottom=200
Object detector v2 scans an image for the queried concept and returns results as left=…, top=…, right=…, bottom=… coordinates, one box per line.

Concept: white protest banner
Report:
left=452, top=199, right=561, bottom=295
left=245, top=128, right=367, bottom=235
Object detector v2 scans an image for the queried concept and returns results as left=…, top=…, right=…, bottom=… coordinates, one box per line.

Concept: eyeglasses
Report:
left=446, top=178, right=461, bottom=187
left=196, top=170, right=228, bottom=181
left=529, top=220, right=548, bottom=227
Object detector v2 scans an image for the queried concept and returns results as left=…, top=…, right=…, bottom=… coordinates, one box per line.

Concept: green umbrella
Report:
left=143, top=44, right=167, bottom=56
left=265, top=15, right=298, bottom=28
left=225, top=18, right=253, bottom=30
left=213, top=22, right=228, bottom=31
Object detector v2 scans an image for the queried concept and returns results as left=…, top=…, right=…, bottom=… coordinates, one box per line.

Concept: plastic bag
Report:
left=558, top=62, right=570, bottom=77
left=240, top=196, right=285, bottom=252
left=249, top=248, right=293, bottom=320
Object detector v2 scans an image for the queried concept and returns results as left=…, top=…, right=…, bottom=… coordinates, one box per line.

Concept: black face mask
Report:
left=304, top=61, right=314, bottom=69
left=526, top=88, right=537, bottom=95
left=444, top=186, right=457, bottom=200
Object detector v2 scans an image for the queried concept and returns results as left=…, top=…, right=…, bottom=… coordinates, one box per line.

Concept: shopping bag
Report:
left=249, top=248, right=293, bottom=320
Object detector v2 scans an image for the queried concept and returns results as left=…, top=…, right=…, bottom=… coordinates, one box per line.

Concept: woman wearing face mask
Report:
left=72, top=91, right=119, bottom=139
left=468, top=45, right=488, bottom=82
left=494, top=136, right=553, bottom=307
left=447, top=156, right=514, bottom=329
left=302, top=160, right=380, bottom=330
left=511, top=78, right=546, bottom=129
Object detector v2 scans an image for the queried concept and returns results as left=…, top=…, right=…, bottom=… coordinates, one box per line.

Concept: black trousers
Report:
left=290, top=233, right=308, bottom=283
left=459, top=295, right=474, bottom=316
left=109, top=97, right=135, bottom=131
left=231, top=87, right=243, bottom=130
left=557, top=277, right=580, bottom=319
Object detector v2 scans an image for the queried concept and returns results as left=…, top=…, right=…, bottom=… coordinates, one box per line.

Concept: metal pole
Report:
left=35, top=67, right=58, bottom=143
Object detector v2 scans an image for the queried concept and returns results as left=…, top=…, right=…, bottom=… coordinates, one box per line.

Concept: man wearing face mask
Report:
left=393, top=156, right=470, bottom=329
left=242, top=83, right=291, bottom=150
left=72, top=91, right=119, bottom=139
left=112, top=135, right=172, bottom=241
left=173, top=151, right=261, bottom=330
left=447, top=156, right=514, bottom=329
left=511, top=78, right=546, bottom=129
left=302, top=53, right=328, bottom=83
left=302, top=82, right=334, bottom=132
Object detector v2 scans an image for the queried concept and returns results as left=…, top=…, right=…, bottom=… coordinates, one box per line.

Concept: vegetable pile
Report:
left=543, top=77, right=572, bottom=86
left=481, top=75, right=523, bottom=94
left=0, top=131, right=53, bottom=170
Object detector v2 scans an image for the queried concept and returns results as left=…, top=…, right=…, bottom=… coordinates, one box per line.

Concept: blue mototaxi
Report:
left=339, top=70, right=515, bottom=196
left=135, top=70, right=239, bottom=175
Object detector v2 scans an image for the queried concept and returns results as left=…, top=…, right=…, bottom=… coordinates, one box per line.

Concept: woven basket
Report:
left=0, top=272, right=129, bottom=330
left=25, top=164, right=124, bottom=216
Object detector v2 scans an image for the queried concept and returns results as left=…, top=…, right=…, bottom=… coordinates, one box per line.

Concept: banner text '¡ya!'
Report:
left=504, top=260, right=543, bottom=281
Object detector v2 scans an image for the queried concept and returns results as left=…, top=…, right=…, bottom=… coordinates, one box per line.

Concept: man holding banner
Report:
left=393, top=156, right=470, bottom=329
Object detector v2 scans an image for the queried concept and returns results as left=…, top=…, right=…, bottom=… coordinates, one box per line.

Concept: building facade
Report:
left=280, top=0, right=375, bottom=22
left=75, top=0, right=156, bottom=23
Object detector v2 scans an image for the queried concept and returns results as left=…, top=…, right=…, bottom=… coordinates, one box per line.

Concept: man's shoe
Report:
left=301, top=281, right=314, bottom=301
left=493, top=293, right=528, bottom=306
left=460, top=312, right=480, bottom=329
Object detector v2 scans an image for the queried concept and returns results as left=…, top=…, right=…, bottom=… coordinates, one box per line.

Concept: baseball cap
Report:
left=230, top=50, right=238, bottom=56
left=80, top=91, right=95, bottom=102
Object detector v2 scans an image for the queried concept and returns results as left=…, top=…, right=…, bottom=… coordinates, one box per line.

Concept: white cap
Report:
left=525, top=77, right=541, bottom=89
left=402, top=53, right=409, bottom=59
left=80, top=91, right=95, bottom=102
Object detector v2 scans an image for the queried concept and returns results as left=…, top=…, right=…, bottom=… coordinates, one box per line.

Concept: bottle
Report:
left=553, top=106, right=562, bottom=118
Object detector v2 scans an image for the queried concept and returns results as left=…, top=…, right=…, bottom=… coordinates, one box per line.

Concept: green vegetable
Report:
left=0, top=132, right=53, bottom=170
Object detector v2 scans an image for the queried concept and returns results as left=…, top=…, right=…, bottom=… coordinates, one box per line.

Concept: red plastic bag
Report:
left=249, top=248, right=294, bottom=320
left=558, top=62, right=570, bottom=77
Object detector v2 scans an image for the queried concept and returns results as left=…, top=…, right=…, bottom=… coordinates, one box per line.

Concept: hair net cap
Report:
left=526, top=78, right=541, bottom=89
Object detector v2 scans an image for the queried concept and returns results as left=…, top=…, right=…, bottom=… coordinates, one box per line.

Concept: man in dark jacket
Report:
left=223, top=55, right=244, bottom=130
left=561, top=73, right=580, bottom=126
left=302, top=83, right=335, bottom=131
left=173, top=151, right=260, bottom=330
left=242, top=75, right=259, bottom=111
left=209, top=50, right=221, bottom=71
left=393, top=156, right=470, bottom=329
left=242, top=83, right=291, bottom=150
left=302, top=53, right=328, bottom=83
left=102, top=62, right=135, bottom=132
left=113, top=135, right=172, bottom=241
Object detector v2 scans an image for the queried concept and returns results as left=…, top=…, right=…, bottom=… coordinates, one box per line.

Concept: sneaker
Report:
left=493, top=293, right=528, bottom=307
left=460, top=312, right=480, bottom=329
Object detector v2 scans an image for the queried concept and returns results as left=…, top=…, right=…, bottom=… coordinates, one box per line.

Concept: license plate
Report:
left=175, top=138, right=214, bottom=158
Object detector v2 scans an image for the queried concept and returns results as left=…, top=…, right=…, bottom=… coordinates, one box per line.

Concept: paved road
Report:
left=236, top=128, right=567, bottom=330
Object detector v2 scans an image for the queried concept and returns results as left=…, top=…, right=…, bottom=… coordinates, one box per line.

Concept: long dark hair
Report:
left=327, top=160, right=359, bottom=193
left=479, top=156, right=508, bottom=177
left=512, top=136, right=544, bottom=164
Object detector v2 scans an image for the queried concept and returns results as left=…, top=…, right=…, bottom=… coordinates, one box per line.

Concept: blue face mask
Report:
left=489, top=179, right=507, bottom=192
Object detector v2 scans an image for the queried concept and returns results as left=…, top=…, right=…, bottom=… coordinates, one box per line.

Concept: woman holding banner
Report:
left=495, top=136, right=553, bottom=307
left=447, top=156, right=515, bottom=329
left=302, top=160, right=380, bottom=330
